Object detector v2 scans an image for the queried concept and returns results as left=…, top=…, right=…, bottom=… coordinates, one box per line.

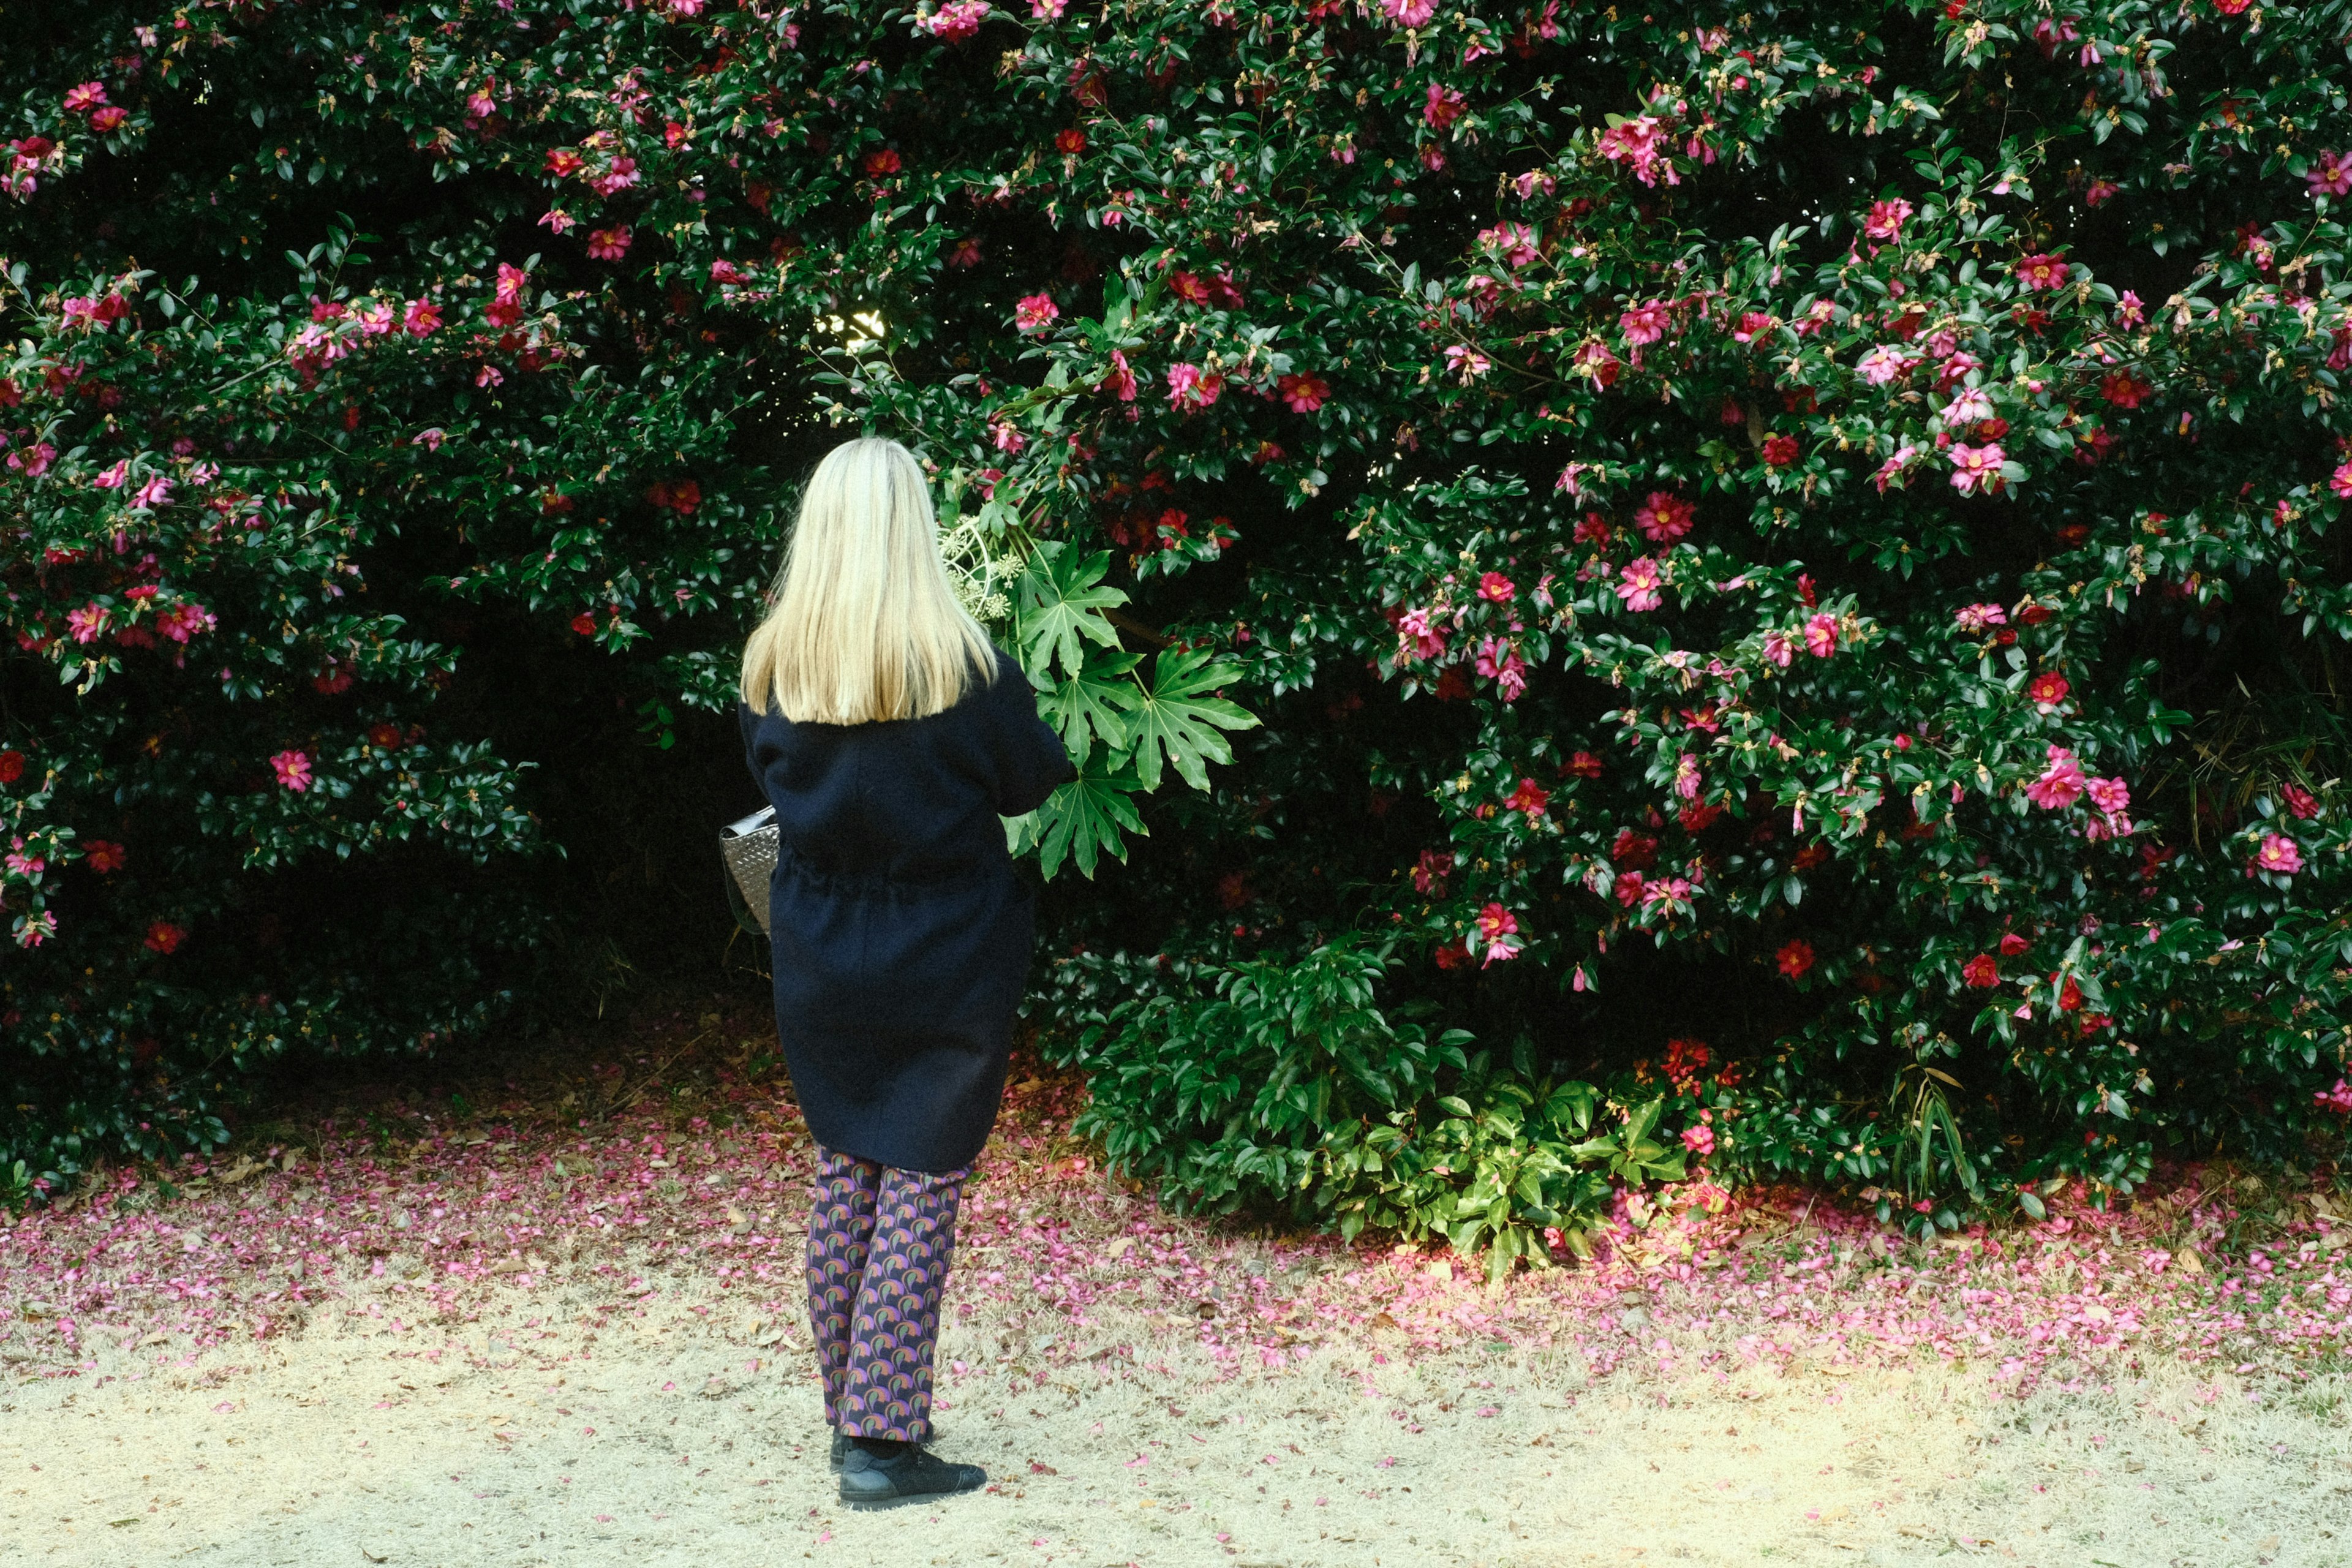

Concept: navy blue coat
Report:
left=738, top=647, right=1074, bottom=1173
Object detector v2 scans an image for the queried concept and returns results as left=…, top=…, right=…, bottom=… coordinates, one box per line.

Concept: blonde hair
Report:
left=741, top=437, right=998, bottom=725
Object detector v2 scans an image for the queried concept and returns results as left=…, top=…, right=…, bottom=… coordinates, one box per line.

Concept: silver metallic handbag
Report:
left=719, top=805, right=777, bottom=933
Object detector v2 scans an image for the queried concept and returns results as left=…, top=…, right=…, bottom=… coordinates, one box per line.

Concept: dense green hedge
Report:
left=5, top=1, right=2351, bottom=1251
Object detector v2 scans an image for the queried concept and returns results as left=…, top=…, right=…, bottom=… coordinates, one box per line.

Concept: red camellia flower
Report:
left=1762, top=433, right=1799, bottom=467
left=1564, top=752, right=1604, bottom=778
left=1634, top=490, right=1695, bottom=543
left=1503, top=777, right=1550, bottom=818
left=83, top=840, right=126, bottom=873
left=89, top=106, right=128, bottom=134
left=571, top=612, right=598, bottom=636
left=1275, top=372, right=1329, bottom=412
left=1054, top=129, right=1086, bottom=155
left=1962, top=953, right=2000, bottom=988
left=2100, top=371, right=2152, bottom=408
left=1776, top=939, right=1815, bottom=978
left=144, top=920, right=186, bottom=955
left=587, top=227, right=632, bottom=261
left=862, top=149, right=902, bottom=176
left=1999, top=932, right=2030, bottom=956
left=2282, top=783, right=2320, bottom=819
left=1477, top=571, right=1515, bottom=603
left=2056, top=976, right=2084, bottom=1012
left=0, top=749, right=24, bottom=784
left=544, top=148, right=584, bottom=177
left=2013, top=252, right=2070, bottom=291
left=1423, top=82, right=1467, bottom=131
left=368, top=723, right=404, bottom=748
left=2027, top=671, right=2070, bottom=711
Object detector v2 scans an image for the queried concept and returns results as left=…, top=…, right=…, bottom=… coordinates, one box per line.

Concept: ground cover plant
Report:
left=4, top=1, right=2352, bottom=1254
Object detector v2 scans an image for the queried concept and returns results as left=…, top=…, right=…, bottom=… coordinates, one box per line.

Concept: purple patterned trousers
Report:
left=804, top=1144, right=968, bottom=1441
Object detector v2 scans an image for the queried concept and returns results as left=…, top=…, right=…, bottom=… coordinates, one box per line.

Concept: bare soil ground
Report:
left=4, top=1003, right=2348, bottom=1566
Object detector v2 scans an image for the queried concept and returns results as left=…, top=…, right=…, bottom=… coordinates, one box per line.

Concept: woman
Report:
left=738, top=437, right=1074, bottom=1510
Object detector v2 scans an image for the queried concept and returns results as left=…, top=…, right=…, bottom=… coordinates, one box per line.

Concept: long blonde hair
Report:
left=741, top=437, right=998, bottom=725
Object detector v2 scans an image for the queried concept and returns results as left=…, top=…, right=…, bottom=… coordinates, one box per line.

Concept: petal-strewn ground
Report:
left=3, top=1003, right=2348, bottom=1565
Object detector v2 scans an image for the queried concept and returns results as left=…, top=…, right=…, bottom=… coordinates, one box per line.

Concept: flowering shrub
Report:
left=5, top=2, right=2352, bottom=1239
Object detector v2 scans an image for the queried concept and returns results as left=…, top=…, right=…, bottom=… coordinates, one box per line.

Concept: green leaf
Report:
left=1014, top=541, right=1126, bottom=681
left=1114, top=643, right=1261, bottom=791
left=1038, top=648, right=1140, bottom=755
left=1032, top=753, right=1148, bottom=880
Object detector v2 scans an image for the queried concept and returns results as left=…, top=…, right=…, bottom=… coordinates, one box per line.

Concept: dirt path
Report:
left=4, top=1014, right=2348, bottom=1566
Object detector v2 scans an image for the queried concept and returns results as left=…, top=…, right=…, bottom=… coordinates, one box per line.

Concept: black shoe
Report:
left=829, top=1428, right=846, bottom=1471
left=838, top=1442, right=987, bottom=1510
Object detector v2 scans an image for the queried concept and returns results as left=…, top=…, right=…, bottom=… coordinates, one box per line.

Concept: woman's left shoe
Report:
left=828, top=1428, right=846, bottom=1471
left=838, top=1444, right=987, bottom=1509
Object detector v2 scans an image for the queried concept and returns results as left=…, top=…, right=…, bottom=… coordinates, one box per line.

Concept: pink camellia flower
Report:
left=1395, top=607, right=1447, bottom=662
left=475, top=364, right=504, bottom=389
left=130, top=474, right=172, bottom=510
left=1801, top=613, right=1839, bottom=657
left=1777, top=938, right=1815, bottom=979
left=991, top=421, right=1025, bottom=455
left=2254, top=832, right=2303, bottom=876
left=1619, top=301, right=1670, bottom=347
left=1596, top=116, right=1673, bottom=187
left=1476, top=637, right=1528, bottom=700
left=1616, top=557, right=1664, bottom=612
left=1503, top=778, right=1550, bottom=818
left=1423, top=83, right=1467, bottom=131
left=1031, top=0, right=1068, bottom=17
left=1380, top=0, right=1438, bottom=23
left=1955, top=603, right=2008, bottom=633
left=7, top=442, right=56, bottom=478
left=90, top=105, right=129, bottom=134
left=154, top=601, right=217, bottom=643
left=1574, top=340, right=1624, bottom=388
left=2115, top=290, right=2146, bottom=328
left=1275, top=372, right=1329, bottom=412
left=1101, top=350, right=1138, bottom=402
left=1478, top=222, right=1540, bottom=268
left=1165, top=363, right=1223, bottom=410
left=412, top=428, right=446, bottom=451
left=1941, top=386, right=1994, bottom=426
left=545, top=148, right=585, bottom=178
left=2317, top=1080, right=2352, bottom=1117
left=1472, top=902, right=1520, bottom=965
left=2087, top=776, right=2130, bottom=818
left=1948, top=442, right=2007, bottom=496
left=2308, top=150, right=2352, bottom=198
left=1863, top=197, right=1912, bottom=240
left=1762, top=629, right=1793, bottom=668
left=1855, top=345, right=1915, bottom=385
left=2084, top=176, right=2121, bottom=208
left=1681, top=1122, right=1716, bottom=1156
left=1013, top=293, right=1058, bottom=331
left=2013, top=252, right=2070, bottom=291
left=93, top=458, right=129, bottom=489
left=1961, top=954, right=2000, bottom=989
left=919, top=0, right=992, bottom=40
left=2329, top=461, right=2352, bottom=500
left=1477, top=571, right=1515, bottom=604
left=2282, top=783, right=2320, bottom=819
left=1412, top=850, right=1452, bottom=892
left=1442, top=344, right=1492, bottom=380
left=66, top=604, right=110, bottom=644
left=2025, top=745, right=2087, bottom=810
left=538, top=209, right=578, bottom=235
left=2027, top=671, right=2070, bottom=711
left=63, top=83, right=108, bottom=113
left=1871, top=444, right=1919, bottom=493
left=402, top=298, right=442, bottom=335
left=1634, top=491, right=1695, bottom=543
left=1673, top=752, right=1703, bottom=801
left=270, top=749, right=314, bottom=793
left=1512, top=169, right=1556, bottom=200
left=709, top=258, right=745, bottom=287
left=1731, top=311, right=1776, bottom=345
left=586, top=227, right=632, bottom=262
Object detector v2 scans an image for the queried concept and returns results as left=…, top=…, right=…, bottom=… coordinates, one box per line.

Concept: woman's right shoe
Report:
left=837, top=1444, right=987, bottom=1509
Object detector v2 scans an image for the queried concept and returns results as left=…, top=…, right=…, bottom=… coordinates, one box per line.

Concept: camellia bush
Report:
left=6, top=1, right=2352, bottom=1254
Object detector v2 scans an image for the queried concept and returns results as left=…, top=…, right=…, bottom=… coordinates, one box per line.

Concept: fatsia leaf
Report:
left=1038, top=647, right=1139, bottom=755
left=1014, top=541, right=1126, bottom=681
left=1032, top=750, right=1148, bottom=880
left=1114, top=643, right=1261, bottom=791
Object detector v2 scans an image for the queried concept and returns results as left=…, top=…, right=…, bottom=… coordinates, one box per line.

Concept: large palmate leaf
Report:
left=1013, top=541, right=1126, bottom=681
left=1037, top=645, right=1139, bottom=756
left=1031, top=751, right=1148, bottom=881
left=1114, top=643, right=1262, bottom=791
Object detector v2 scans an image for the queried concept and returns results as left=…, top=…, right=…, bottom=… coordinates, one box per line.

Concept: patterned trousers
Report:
left=804, top=1144, right=968, bottom=1441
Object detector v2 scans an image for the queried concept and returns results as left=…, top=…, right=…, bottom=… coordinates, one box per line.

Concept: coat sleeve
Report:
left=737, top=701, right=764, bottom=792
left=987, top=649, right=1077, bottom=816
